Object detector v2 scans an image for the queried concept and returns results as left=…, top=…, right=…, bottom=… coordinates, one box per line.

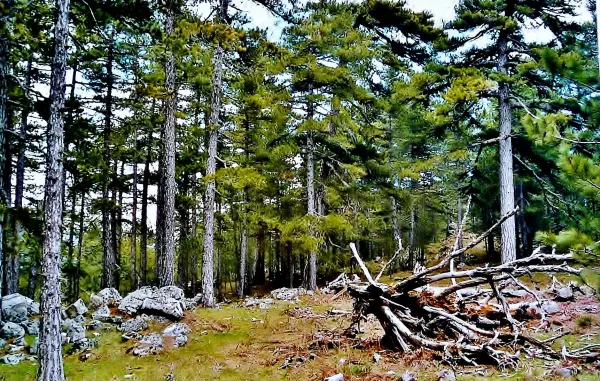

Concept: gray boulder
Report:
left=0, top=353, right=25, bottom=365
left=555, top=287, right=574, bottom=301
left=140, top=297, right=184, bottom=320
left=67, top=338, right=98, bottom=354
left=89, top=294, right=105, bottom=310
left=182, top=294, right=202, bottom=311
left=63, top=319, right=86, bottom=343
left=158, top=286, right=184, bottom=301
left=119, top=287, right=157, bottom=315
left=92, top=305, right=110, bottom=320
left=133, top=333, right=163, bottom=356
left=96, top=288, right=122, bottom=307
left=1, top=322, right=25, bottom=339
left=163, top=322, right=189, bottom=337
left=121, top=332, right=143, bottom=342
left=20, top=319, right=39, bottom=336
left=3, top=303, right=27, bottom=323
left=0, top=338, right=6, bottom=348
left=1, top=294, right=38, bottom=323
left=66, top=299, right=89, bottom=318
left=119, top=316, right=148, bottom=333
left=270, top=287, right=308, bottom=301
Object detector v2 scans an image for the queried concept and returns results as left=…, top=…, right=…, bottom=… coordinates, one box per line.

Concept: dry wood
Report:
left=344, top=209, right=584, bottom=368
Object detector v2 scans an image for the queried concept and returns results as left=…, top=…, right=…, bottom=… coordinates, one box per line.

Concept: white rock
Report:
left=324, top=374, right=344, bottom=381
left=66, top=299, right=89, bottom=318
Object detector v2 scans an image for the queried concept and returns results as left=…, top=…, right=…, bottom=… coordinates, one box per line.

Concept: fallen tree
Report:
left=342, top=207, right=598, bottom=369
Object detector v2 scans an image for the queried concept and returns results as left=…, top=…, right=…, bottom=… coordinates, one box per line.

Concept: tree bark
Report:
left=157, top=0, right=177, bottom=288
left=254, top=225, right=266, bottom=285
left=66, top=189, right=76, bottom=298
left=306, top=84, right=317, bottom=290
left=201, top=32, right=225, bottom=307
left=238, top=214, right=247, bottom=297
left=37, top=0, right=70, bottom=375
left=3, top=107, right=14, bottom=295
left=101, top=29, right=116, bottom=288
left=497, top=27, right=517, bottom=264
left=409, top=201, right=416, bottom=269
left=11, top=59, right=32, bottom=295
left=140, top=116, right=151, bottom=286
left=130, top=127, right=138, bottom=290
left=74, top=192, right=85, bottom=299
left=0, top=0, right=10, bottom=301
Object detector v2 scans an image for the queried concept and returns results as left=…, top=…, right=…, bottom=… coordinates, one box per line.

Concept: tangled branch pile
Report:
left=341, top=209, right=598, bottom=369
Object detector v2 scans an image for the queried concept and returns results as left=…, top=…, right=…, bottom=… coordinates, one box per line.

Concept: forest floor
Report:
left=4, top=269, right=600, bottom=381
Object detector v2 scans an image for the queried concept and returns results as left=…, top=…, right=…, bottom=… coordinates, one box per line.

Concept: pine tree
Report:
left=37, top=0, right=70, bottom=376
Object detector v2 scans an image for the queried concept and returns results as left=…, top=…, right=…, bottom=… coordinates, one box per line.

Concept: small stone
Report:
left=324, top=374, right=344, bottom=381
left=13, top=336, right=26, bottom=346
left=124, top=375, right=134, bottom=379
left=132, top=333, right=163, bottom=356
left=162, top=323, right=189, bottom=337
left=555, top=367, right=576, bottom=377
left=402, top=371, right=417, bottom=381
left=66, top=299, right=89, bottom=318
left=87, top=320, right=102, bottom=330
left=121, top=332, right=143, bottom=342
left=338, top=358, right=346, bottom=365
left=0, top=338, right=6, bottom=348
left=93, top=332, right=101, bottom=337
left=555, top=287, right=574, bottom=301
left=373, top=352, right=381, bottom=363
left=1, top=322, right=25, bottom=339
left=437, top=369, right=455, bottom=381
left=0, top=353, right=25, bottom=365
left=8, top=344, right=25, bottom=353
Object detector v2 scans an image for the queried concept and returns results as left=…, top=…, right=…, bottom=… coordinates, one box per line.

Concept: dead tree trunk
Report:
left=37, top=0, right=70, bottom=376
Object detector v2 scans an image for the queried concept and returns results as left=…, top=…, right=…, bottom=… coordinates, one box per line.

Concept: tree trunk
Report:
left=157, top=1, right=177, bottom=288
left=238, top=220, right=247, bottom=297
left=140, top=119, right=150, bottom=286
left=0, top=8, right=9, bottom=300
left=497, top=29, right=517, bottom=264
left=409, top=201, right=416, bottom=269
left=254, top=225, right=266, bottom=285
left=130, top=128, right=138, bottom=290
left=101, top=31, right=116, bottom=289
left=3, top=108, right=14, bottom=295
left=201, top=28, right=226, bottom=307
left=66, top=189, right=76, bottom=298
left=597, top=0, right=600, bottom=77
left=12, top=59, right=32, bottom=295
left=74, top=192, right=85, bottom=299
left=37, top=0, right=70, bottom=375
left=306, top=89, right=317, bottom=290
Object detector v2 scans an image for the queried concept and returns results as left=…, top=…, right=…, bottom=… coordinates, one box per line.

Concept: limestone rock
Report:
left=96, top=288, right=122, bottom=307
left=437, top=369, right=455, bottom=381
left=133, top=333, right=163, bottom=356
left=1, top=322, right=25, bottom=339
left=0, top=353, right=25, bottom=365
left=271, top=288, right=308, bottom=301
left=555, top=287, right=574, bottom=301
left=20, top=319, right=39, bottom=336
left=119, top=316, right=148, bottom=333
left=66, top=299, right=89, bottom=318
left=140, top=297, right=184, bottom=320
